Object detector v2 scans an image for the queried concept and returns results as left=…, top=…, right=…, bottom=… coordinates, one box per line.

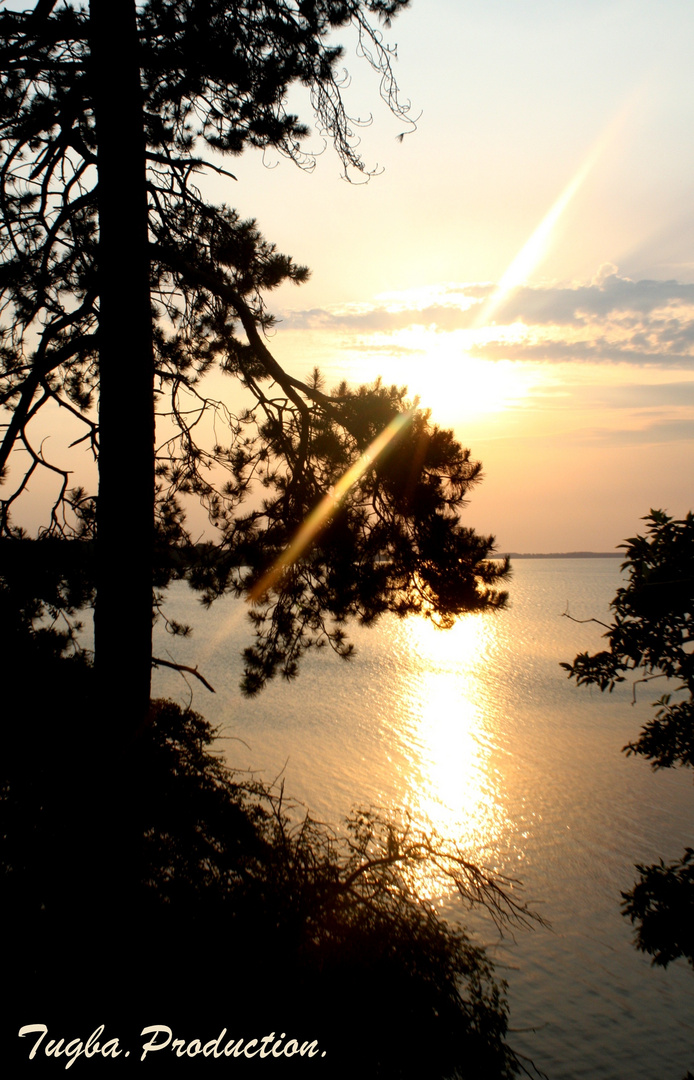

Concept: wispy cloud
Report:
left=281, top=302, right=478, bottom=334
left=563, top=418, right=694, bottom=447
left=279, top=269, right=694, bottom=367
left=579, top=381, right=694, bottom=409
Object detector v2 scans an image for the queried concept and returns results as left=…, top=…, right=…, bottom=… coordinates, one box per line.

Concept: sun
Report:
left=363, top=325, right=534, bottom=427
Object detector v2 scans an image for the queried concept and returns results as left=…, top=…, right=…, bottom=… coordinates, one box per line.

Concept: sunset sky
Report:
left=219, top=0, right=694, bottom=553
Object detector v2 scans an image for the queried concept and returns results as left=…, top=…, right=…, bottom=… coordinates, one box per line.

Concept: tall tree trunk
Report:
left=90, top=0, right=154, bottom=726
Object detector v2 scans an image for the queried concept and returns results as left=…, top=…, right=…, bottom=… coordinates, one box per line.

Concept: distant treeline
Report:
left=0, top=537, right=622, bottom=575
left=503, top=551, right=621, bottom=560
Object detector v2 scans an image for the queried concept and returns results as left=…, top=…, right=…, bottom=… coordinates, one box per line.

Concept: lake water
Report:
left=152, top=558, right=694, bottom=1080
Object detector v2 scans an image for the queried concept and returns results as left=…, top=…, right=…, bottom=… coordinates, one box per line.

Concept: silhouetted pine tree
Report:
left=1, top=1, right=509, bottom=726
left=0, top=9, right=532, bottom=1074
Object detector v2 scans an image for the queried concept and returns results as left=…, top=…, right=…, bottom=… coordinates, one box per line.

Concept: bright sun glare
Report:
left=339, top=321, right=534, bottom=427
left=382, top=613, right=506, bottom=900
left=407, top=335, right=532, bottom=425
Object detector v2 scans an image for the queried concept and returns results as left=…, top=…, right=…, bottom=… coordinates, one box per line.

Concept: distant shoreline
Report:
left=501, top=551, right=621, bottom=560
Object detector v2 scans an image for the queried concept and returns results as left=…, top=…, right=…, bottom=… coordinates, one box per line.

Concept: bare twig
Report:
left=562, top=607, right=611, bottom=631
left=151, top=656, right=215, bottom=693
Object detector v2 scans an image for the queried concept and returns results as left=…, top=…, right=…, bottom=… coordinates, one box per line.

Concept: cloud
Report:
left=576, top=381, right=694, bottom=410
left=578, top=418, right=694, bottom=446
left=469, top=338, right=694, bottom=365
left=280, top=303, right=480, bottom=333
left=279, top=269, right=694, bottom=367
left=487, top=271, right=694, bottom=327
left=483, top=415, right=694, bottom=448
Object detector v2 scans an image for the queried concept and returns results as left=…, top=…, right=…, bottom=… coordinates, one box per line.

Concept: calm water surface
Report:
left=152, top=559, right=694, bottom=1080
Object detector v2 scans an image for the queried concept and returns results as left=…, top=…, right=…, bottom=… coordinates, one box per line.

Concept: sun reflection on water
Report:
left=379, top=612, right=508, bottom=901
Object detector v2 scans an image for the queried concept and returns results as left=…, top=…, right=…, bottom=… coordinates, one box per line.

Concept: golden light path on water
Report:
left=377, top=611, right=507, bottom=903
left=191, top=401, right=508, bottom=910
left=188, top=387, right=509, bottom=909
left=196, top=560, right=509, bottom=909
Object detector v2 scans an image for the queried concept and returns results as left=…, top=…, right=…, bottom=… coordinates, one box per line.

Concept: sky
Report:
left=8, top=0, right=694, bottom=553
left=209, top=0, right=694, bottom=553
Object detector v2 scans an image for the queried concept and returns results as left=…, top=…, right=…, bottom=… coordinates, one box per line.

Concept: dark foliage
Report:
left=0, top=0, right=509, bottom=700
left=563, top=510, right=694, bottom=968
left=1, top=598, right=533, bottom=1079
left=0, top=8, right=528, bottom=1075
left=622, top=850, right=694, bottom=970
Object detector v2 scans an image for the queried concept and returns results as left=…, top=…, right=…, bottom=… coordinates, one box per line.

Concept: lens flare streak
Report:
left=249, top=410, right=412, bottom=602
left=475, top=86, right=643, bottom=327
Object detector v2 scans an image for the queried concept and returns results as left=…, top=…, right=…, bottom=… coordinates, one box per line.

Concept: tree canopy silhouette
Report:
left=563, top=510, right=694, bottom=969
left=0, top=9, right=535, bottom=1073
left=0, top=0, right=510, bottom=722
